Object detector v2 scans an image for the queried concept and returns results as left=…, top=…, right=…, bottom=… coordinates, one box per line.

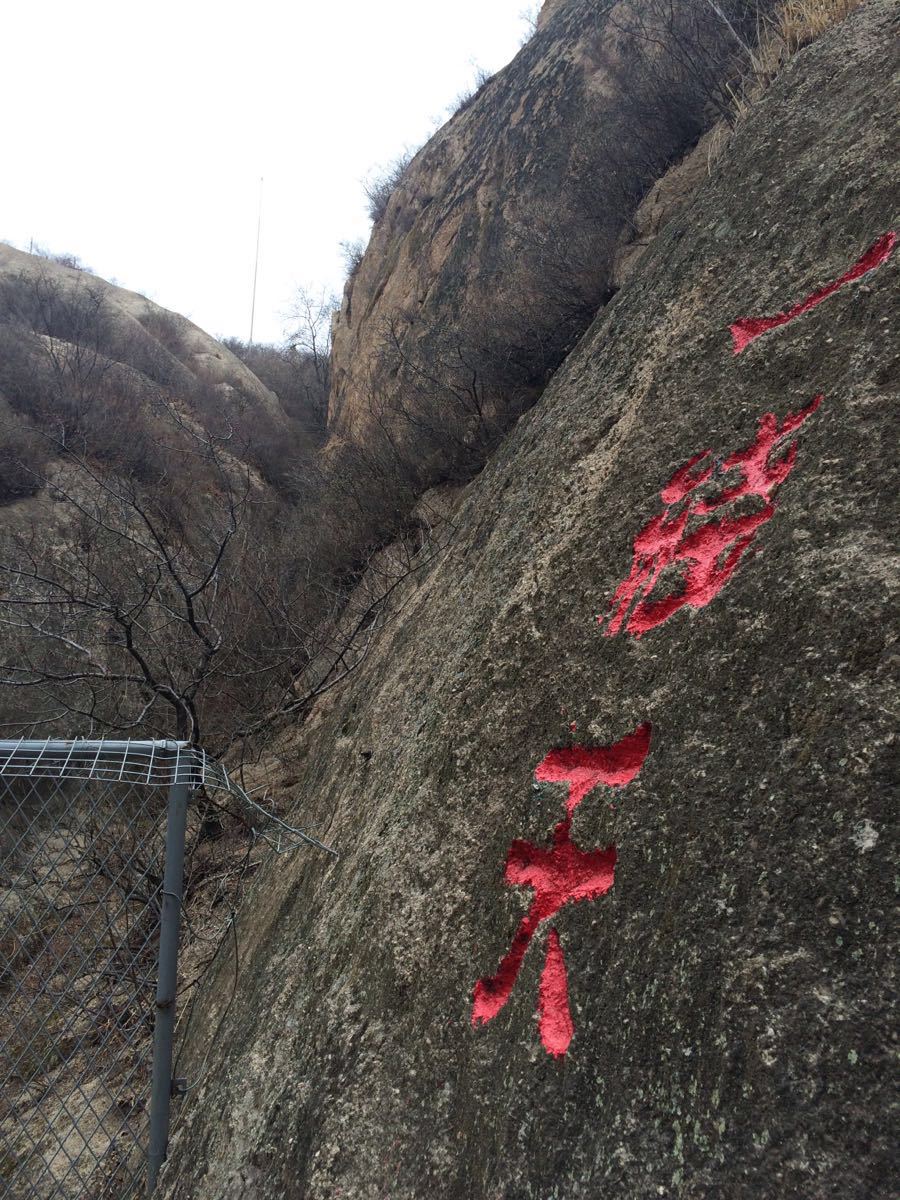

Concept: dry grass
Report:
left=738, top=0, right=867, bottom=109
left=707, top=0, right=866, bottom=160
left=776, top=0, right=865, bottom=52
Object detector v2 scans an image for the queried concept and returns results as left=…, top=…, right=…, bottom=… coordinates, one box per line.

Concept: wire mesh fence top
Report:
left=0, top=739, right=335, bottom=855
left=0, top=739, right=235, bottom=794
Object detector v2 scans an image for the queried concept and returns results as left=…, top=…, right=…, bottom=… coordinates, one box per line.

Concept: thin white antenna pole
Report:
left=248, top=176, right=263, bottom=346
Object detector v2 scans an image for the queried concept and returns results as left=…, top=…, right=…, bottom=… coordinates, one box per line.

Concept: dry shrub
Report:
left=0, top=400, right=47, bottom=503
left=222, top=338, right=329, bottom=434
left=364, top=150, right=416, bottom=224
left=136, top=306, right=189, bottom=359
left=777, top=0, right=865, bottom=50
left=731, top=0, right=866, bottom=117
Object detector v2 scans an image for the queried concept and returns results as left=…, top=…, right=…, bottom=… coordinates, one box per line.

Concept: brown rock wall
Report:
left=326, top=0, right=752, bottom=483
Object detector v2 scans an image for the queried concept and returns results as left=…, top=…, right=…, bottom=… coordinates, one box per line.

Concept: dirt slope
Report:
left=160, top=3, right=899, bottom=1197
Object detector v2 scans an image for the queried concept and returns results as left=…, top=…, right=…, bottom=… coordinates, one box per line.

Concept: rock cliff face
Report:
left=537, top=0, right=569, bottom=32
left=161, top=2, right=898, bottom=1197
left=326, top=0, right=756, bottom=474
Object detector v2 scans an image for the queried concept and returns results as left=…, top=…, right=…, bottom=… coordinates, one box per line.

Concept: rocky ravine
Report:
left=161, top=3, right=898, bottom=1197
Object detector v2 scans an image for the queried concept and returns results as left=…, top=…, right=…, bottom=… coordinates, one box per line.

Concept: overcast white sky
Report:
left=2, top=0, right=535, bottom=345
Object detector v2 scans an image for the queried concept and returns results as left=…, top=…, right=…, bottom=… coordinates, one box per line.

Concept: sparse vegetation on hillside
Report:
left=28, top=243, right=97, bottom=274
left=222, top=337, right=328, bottom=430
left=340, top=238, right=366, bottom=285
left=364, top=149, right=416, bottom=223
left=0, top=398, right=47, bottom=502
left=0, top=260, right=439, bottom=761
left=448, top=64, right=494, bottom=116
left=0, top=264, right=328, bottom=495
left=731, top=0, right=865, bottom=115
left=520, top=2, right=541, bottom=41
left=777, top=0, right=864, bottom=50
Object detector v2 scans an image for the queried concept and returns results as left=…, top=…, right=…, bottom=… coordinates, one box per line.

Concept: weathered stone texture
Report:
left=326, top=0, right=749, bottom=464
left=161, top=3, right=899, bottom=1196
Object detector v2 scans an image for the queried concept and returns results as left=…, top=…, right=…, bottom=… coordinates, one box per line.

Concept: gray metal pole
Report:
left=248, top=175, right=263, bottom=347
left=147, top=781, right=190, bottom=1195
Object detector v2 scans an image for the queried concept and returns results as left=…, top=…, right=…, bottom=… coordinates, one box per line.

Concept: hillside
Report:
left=0, top=247, right=337, bottom=750
left=0, top=242, right=318, bottom=487
left=155, top=1, right=899, bottom=1197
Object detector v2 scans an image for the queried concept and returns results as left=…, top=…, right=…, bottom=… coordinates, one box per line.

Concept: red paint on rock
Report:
left=539, top=929, right=573, bottom=1057
left=730, top=231, right=896, bottom=354
left=472, top=826, right=617, bottom=1025
left=660, top=450, right=714, bottom=504
left=472, top=723, right=651, bottom=1053
left=600, top=395, right=822, bottom=638
left=536, top=722, right=652, bottom=814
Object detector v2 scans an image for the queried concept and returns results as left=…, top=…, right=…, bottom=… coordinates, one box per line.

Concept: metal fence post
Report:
left=0, top=738, right=326, bottom=1194
left=147, top=779, right=190, bottom=1195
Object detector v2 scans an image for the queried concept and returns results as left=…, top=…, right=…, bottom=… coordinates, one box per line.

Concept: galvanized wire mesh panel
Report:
left=0, top=745, right=186, bottom=1200
left=0, top=739, right=231, bottom=793
left=0, top=738, right=331, bottom=1199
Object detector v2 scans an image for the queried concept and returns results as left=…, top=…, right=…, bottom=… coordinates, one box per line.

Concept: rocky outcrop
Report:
left=536, top=0, right=568, bottom=31
left=160, top=2, right=898, bottom=1197
left=326, top=0, right=757, bottom=475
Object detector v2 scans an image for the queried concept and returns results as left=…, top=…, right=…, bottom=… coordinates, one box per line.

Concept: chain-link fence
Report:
left=0, top=740, right=255, bottom=1199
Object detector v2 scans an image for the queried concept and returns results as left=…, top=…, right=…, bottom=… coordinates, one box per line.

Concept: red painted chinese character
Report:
left=472, top=722, right=652, bottom=1057
left=599, top=395, right=822, bottom=639
left=730, top=231, right=895, bottom=354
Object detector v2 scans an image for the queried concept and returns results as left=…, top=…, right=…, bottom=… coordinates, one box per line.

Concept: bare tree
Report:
left=283, top=286, right=338, bottom=400
left=0, top=413, right=251, bottom=746
left=603, top=0, right=771, bottom=128
left=519, top=3, right=541, bottom=40
left=0, top=395, right=448, bottom=757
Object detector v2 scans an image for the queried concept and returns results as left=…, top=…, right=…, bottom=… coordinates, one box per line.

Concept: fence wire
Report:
left=0, top=738, right=328, bottom=1200
left=1, top=772, right=168, bottom=1197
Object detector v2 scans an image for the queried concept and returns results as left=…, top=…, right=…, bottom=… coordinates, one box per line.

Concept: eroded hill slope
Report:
left=0, top=244, right=281, bottom=415
left=0, top=246, right=335, bottom=747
